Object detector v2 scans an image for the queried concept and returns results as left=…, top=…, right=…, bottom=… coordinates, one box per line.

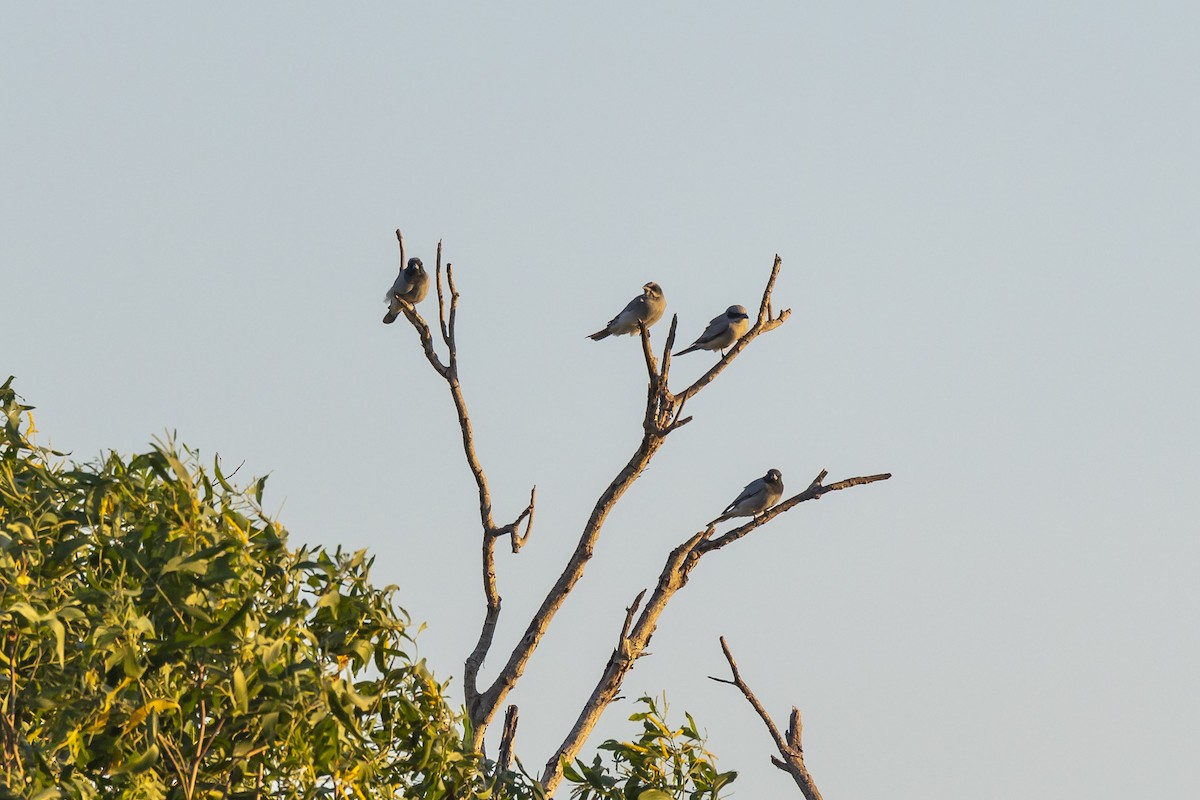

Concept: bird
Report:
left=709, top=469, right=784, bottom=526
left=587, top=282, right=666, bottom=340
left=674, top=305, right=751, bottom=356
left=382, top=257, right=430, bottom=324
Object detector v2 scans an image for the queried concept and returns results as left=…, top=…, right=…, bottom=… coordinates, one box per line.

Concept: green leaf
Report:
left=109, top=743, right=160, bottom=775
left=161, top=554, right=209, bottom=575
left=50, top=617, right=65, bottom=666
left=233, top=666, right=249, bottom=714
left=5, top=601, right=45, bottom=625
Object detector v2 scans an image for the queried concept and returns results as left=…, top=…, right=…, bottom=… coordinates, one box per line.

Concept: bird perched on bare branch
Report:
left=674, top=305, right=751, bottom=356
left=710, top=469, right=784, bottom=525
left=587, top=282, right=666, bottom=340
left=383, top=257, right=430, bottom=324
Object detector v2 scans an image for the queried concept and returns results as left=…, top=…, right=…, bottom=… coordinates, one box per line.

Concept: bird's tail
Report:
left=707, top=511, right=733, bottom=527
left=587, top=329, right=611, bottom=341
left=382, top=310, right=399, bottom=324
left=672, top=344, right=699, bottom=356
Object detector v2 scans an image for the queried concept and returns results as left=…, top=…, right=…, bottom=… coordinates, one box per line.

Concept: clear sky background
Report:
left=4, top=4, right=1198, bottom=798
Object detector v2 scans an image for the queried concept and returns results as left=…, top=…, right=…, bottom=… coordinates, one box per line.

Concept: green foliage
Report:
left=0, top=377, right=484, bottom=799
left=562, top=696, right=737, bottom=800
left=0, top=378, right=738, bottom=800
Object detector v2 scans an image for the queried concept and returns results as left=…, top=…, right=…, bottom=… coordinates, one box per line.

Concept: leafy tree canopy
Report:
left=0, top=378, right=733, bottom=800
left=0, top=377, right=481, bottom=799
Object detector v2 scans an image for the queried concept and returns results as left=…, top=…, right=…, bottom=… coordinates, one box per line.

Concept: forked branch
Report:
left=392, top=230, right=536, bottom=726
left=391, top=239, right=863, bottom=778
left=710, top=636, right=824, bottom=800
left=478, top=257, right=801, bottom=747
left=676, top=254, right=791, bottom=405
left=540, top=466, right=889, bottom=794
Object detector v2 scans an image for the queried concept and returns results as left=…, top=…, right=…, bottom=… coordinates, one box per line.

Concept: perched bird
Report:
left=674, top=305, right=751, bottom=356
left=587, top=282, right=666, bottom=340
left=382, top=257, right=430, bottom=324
left=709, top=469, right=784, bottom=526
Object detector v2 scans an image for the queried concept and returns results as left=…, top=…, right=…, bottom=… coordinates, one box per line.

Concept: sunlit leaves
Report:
left=0, top=378, right=486, bottom=798
left=0, top=378, right=737, bottom=800
left=564, top=696, right=737, bottom=800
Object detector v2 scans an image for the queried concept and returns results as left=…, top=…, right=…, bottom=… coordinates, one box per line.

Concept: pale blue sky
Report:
left=4, top=4, right=1199, bottom=798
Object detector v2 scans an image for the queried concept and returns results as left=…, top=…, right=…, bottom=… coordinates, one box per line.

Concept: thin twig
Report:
left=391, top=232, right=536, bottom=737
left=710, top=637, right=824, bottom=800
left=618, top=589, right=647, bottom=657
left=399, top=303, right=450, bottom=378
left=499, top=486, right=537, bottom=553
left=436, top=241, right=451, bottom=349
left=676, top=255, right=791, bottom=406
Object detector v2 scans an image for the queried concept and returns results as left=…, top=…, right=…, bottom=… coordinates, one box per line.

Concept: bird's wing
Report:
left=607, top=294, right=646, bottom=328
left=624, top=294, right=649, bottom=316
left=388, top=269, right=410, bottom=298
left=695, top=315, right=730, bottom=345
left=723, top=478, right=766, bottom=513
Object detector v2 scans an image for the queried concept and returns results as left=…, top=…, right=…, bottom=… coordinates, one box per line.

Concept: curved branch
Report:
left=676, top=254, right=791, bottom=406
left=391, top=231, right=535, bottom=722
left=496, top=486, right=536, bottom=554
left=700, top=469, right=892, bottom=554
left=539, top=467, right=890, bottom=794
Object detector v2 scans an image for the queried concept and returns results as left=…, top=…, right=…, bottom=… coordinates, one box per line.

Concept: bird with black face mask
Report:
left=709, top=469, right=784, bottom=526
left=382, top=257, right=430, bottom=324
left=587, top=282, right=666, bottom=340
left=674, top=305, right=751, bottom=356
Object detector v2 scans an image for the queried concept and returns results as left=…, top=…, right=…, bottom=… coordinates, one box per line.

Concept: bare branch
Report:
left=639, top=321, right=660, bottom=388
left=471, top=254, right=810, bottom=751
left=446, top=260, right=461, bottom=368
left=392, top=235, right=886, bottom=784
left=659, top=313, right=678, bottom=385
left=540, top=466, right=888, bottom=793
left=676, top=254, right=791, bottom=406
left=435, top=241, right=451, bottom=349
left=618, top=589, right=647, bottom=652
left=497, top=705, right=519, bottom=774
left=473, top=427, right=668, bottom=742
left=467, top=308, right=682, bottom=743
left=710, top=637, right=824, bottom=800
left=541, top=529, right=709, bottom=792
left=395, top=228, right=405, bottom=274
left=496, top=485, right=536, bottom=554
left=701, top=469, right=892, bottom=553
left=399, top=303, right=450, bottom=378
left=389, top=232, right=535, bottom=730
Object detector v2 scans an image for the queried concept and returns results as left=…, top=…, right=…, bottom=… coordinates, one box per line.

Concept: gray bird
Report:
left=674, top=305, right=751, bottom=356
left=382, top=257, right=430, bottom=324
left=587, top=282, right=666, bottom=340
left=709, top=469, right=784, bottom=526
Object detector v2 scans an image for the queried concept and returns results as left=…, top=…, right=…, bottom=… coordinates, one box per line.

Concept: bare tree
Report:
left=388, top=230, right=890, bottom=795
